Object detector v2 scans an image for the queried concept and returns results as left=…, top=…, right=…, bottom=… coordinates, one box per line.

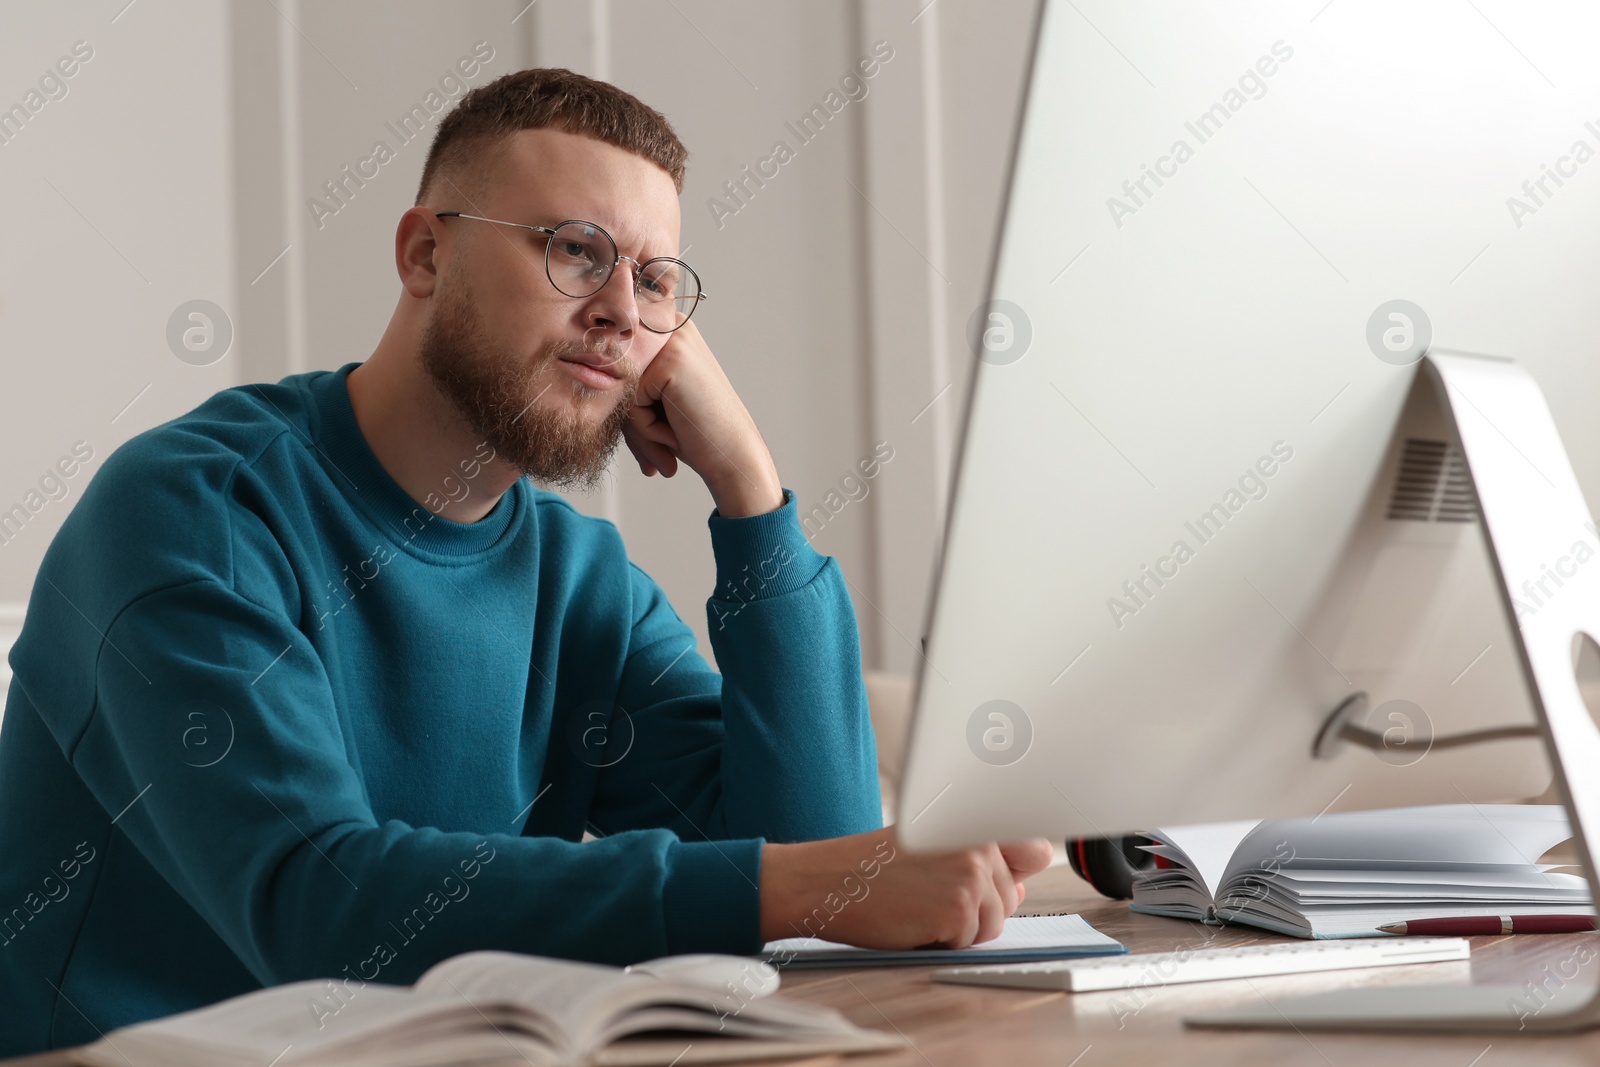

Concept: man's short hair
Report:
left=415, top=67, right=688, bottom=206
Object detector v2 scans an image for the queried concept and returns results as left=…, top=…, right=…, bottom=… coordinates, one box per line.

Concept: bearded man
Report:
left=0, top=66, right=1050, bottom=1054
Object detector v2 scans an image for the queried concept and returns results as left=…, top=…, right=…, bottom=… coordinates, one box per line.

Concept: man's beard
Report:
left=418, top=282, right=638, bottom=493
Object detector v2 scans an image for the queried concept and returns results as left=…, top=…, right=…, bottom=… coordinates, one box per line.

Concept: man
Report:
left=0, top=67, right=1051, bottom=1053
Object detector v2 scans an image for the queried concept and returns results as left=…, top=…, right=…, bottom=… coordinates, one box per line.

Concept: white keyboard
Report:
left=931, top=937, right=1470, bottom=993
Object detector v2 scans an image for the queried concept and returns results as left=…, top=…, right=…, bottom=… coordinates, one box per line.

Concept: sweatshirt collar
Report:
left=306, top=361, right=525, bottom=561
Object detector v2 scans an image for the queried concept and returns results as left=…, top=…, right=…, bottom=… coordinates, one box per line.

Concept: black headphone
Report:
left=1065, top=834, right=1158, bottom=899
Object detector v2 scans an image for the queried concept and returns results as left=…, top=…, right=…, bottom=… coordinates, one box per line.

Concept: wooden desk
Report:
left=10, top=863, right=1600, bottom=1066
left=774, top=863, right=1600, bottom=1066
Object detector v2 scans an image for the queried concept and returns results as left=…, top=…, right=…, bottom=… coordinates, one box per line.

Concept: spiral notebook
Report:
left=759, top=913, right=1126, bottom=967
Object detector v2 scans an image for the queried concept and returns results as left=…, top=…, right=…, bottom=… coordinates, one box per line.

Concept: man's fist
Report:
left=622, top=319, right=784, bottom=517
left=760, top=827, right=1055, bottom=949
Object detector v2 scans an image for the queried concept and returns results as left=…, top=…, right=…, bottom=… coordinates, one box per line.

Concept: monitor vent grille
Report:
left=1387, top=438, right=1477, bottom=523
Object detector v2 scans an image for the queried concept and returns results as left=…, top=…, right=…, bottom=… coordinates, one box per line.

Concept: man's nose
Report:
left=583, top=260, right=639, bottom=335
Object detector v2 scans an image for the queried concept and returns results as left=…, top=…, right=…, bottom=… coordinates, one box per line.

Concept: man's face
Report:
left=419, top=127, right=681, bottom=491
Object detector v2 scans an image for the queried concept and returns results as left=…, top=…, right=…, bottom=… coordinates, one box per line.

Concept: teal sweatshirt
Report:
left=0, top=361, right=880, bottom=1054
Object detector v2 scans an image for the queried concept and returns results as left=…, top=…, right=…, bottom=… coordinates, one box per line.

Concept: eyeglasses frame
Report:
left=432, top=210, right=708, bottom=333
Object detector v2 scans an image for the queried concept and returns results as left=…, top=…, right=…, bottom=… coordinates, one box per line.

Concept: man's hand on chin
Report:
left=622, top=320, right=786, bottom=518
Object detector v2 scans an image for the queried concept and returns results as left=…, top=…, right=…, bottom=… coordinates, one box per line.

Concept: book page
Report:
left=415, top=951, right=837, bottom=1056
left=415, top=950, right=632, bottom=1025
left=1138, top=820, right=1261, bottom=901
left=1222, top=803, right=1575, bottom=889
left=76, top=980, right=478, bottom=1065
left=1274, top=866, right=1589, bottom=893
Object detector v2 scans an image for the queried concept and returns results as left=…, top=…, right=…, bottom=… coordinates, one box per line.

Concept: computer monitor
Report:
left=897, top=0, right=1600, bottom=852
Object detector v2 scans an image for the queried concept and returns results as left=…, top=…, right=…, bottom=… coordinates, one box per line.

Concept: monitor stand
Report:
left=1187, top=350, right=1600, bottom=1034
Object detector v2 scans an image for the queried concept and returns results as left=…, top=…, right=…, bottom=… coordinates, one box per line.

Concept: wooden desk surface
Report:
left=770, top=862, right=1600, bottom=1066
left=11, top=862, right=1600, bottom=1066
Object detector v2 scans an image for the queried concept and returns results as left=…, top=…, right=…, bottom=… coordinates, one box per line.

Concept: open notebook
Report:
left=1131, top=803, right=1594, bottom=938
left=760, top=912, right=1126, bottom=967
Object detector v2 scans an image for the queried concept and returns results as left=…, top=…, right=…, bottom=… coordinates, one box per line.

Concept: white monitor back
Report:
left=899, top=0, right=1600, bottom=849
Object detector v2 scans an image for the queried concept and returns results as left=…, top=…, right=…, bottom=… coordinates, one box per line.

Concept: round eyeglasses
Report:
left=434, top=211, right=707, bottom=333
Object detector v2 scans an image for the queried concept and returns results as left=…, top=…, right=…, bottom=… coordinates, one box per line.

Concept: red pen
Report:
left=1377, top=915, right=1598, bottom=936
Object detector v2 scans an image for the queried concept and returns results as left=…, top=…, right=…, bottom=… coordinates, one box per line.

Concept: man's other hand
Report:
left=759, top=828, right=1056, bottom=949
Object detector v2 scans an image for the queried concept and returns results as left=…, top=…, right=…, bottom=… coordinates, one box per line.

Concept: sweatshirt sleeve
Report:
left=71, top=577, right=763, bottom=984
left=592, top=489, right=883, bottom=844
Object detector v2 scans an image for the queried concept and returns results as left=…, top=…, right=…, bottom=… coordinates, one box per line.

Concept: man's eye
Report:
left=639, top=265, right=680, bottom=298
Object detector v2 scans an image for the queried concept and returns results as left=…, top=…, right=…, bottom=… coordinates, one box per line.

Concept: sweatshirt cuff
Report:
left=662, top=837, right=765, bottom=955
left=706, top=488, right=825, bottom=603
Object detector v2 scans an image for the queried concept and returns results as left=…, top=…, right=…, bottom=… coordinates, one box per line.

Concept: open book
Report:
left=71, top=950, right=903, bottom=1067
left=1131, top=803, right=1594, bottom=938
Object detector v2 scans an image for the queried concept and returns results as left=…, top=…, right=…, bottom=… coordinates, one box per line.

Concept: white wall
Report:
left=0, top=0, right=1036, bottom=676
left=0, top=1, right=236, bottom=600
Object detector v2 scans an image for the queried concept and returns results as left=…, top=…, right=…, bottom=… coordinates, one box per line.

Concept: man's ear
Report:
left=396, top=206, right=445, bottom=298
